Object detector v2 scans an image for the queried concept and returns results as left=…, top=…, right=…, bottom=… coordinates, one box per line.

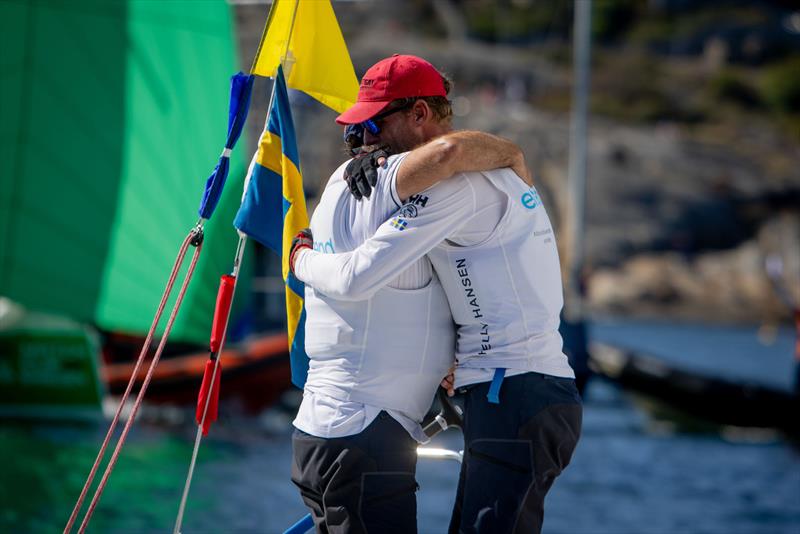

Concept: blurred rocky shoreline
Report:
left=234, top=1, right=799, bottom=325
left=465, top=103, right=799, bottom=325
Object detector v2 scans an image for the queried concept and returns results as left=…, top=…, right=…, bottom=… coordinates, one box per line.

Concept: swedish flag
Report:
left=234, top=65, right=309, bottom=388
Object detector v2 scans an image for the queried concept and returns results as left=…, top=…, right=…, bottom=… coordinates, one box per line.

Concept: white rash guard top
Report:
left=294, top=155, right=455, bottom=443
left=294, top=162, right=574, bottom=389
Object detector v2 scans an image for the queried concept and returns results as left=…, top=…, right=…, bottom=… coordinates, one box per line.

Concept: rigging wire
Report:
left=173, top=236, right=245, bottom=534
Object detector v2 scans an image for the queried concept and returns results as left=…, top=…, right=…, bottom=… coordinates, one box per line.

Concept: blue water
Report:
left=2, top=321, right=799, bottom=533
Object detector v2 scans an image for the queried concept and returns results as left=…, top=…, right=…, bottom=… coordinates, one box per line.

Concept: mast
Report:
left=565, top=0, right=592, bottom=321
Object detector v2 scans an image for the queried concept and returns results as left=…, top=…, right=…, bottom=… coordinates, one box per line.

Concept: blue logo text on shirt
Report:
left=521, top=187, right=541, bottom=210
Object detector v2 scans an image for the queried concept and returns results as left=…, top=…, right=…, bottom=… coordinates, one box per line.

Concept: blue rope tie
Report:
left=284, top=513, right=313, bottom=534
left=487, top=368, right=506, bottom=404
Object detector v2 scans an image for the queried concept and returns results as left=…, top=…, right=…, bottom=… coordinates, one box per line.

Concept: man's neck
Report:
left=419, top=122, right=452, bottom=146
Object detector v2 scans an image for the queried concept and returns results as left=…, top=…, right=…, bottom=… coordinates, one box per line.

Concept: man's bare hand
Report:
left=440, top=366, right=455, bottom=397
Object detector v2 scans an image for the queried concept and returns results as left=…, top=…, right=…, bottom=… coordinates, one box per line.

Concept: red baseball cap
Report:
left=336, top=54, right=447, bottom=125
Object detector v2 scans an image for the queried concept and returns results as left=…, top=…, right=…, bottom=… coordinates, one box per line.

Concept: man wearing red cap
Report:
left=292, top=54, right=582, bottom=534
left=289, top=54, right=533, bottom=534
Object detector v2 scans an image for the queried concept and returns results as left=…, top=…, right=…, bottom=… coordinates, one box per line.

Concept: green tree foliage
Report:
left=463, top=0, right=572, bottom=43
left=592, top=0, right=643, bottom=43
left=761, top=56, right=800, bottom=114
left=708, top=70, right=761, bottom=109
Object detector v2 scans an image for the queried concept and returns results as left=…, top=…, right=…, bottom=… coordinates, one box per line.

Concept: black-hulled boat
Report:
left=590, top=340, right=799, bottom=436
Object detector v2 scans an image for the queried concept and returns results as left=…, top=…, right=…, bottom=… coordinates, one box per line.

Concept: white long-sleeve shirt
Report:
left=293, top=156, right=455, bottom=442
left=295, top=162, right=574, bottom=388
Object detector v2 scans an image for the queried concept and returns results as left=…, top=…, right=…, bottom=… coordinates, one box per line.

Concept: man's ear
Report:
left=412, top=100, right=429, bottom=124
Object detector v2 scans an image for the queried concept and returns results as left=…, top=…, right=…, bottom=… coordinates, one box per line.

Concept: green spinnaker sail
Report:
left=0, top=0, right=249, bottom=344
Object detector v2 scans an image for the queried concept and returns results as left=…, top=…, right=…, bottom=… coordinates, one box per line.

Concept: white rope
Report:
left=173, top=426, right=205, bottom=534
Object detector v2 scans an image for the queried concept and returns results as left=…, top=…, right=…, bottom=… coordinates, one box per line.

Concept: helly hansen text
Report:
left=456, top=259, right=492, bottom=355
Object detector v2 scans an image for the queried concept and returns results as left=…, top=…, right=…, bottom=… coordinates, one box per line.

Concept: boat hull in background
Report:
left=0, top=325, right=104, bottom=420
left=102, top=332, right=292, bottom=414
left=590, top=342, right=799, bottom=436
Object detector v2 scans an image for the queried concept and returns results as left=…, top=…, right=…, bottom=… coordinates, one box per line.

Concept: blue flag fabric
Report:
left=198, top=72, right=255, bottom=220
left=234, top=66, right=310, bottom=388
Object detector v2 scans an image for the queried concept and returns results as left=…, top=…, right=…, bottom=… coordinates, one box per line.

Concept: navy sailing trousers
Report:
left=449, top=372, right=583, bottom=534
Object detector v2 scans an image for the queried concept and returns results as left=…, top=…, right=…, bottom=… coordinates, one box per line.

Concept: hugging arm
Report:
left=395, top=130, right=531, bottom=201
left=294, top=177, right=475, bottom=300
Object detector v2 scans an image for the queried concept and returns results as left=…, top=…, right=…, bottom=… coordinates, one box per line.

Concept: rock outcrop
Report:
left=232, top=2, right=800, bottom=324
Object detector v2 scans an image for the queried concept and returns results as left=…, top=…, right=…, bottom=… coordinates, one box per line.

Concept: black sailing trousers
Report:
left=291, top=412, right=419, bottom=534
left=449, top=372, right=583, bottom=534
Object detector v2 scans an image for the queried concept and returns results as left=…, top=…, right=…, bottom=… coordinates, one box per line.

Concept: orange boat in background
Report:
left=101, top=331, right=292, bottom=414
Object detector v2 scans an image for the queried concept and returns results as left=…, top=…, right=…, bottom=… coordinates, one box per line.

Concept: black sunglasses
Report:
left=361, top=100, right=415, bottom=135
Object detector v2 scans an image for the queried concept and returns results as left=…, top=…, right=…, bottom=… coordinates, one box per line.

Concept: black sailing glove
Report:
left=343, top=146, right=391, bottom=201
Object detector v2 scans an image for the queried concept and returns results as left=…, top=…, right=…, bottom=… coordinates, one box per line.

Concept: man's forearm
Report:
left=395, top=130, right=530, bottom=201
left=295, top=174, right=476, bottom=301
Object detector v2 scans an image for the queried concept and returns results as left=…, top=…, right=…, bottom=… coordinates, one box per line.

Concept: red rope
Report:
left=78, top=240, right=202, bottom=533
left=63, top=229, right=200, bottom=534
